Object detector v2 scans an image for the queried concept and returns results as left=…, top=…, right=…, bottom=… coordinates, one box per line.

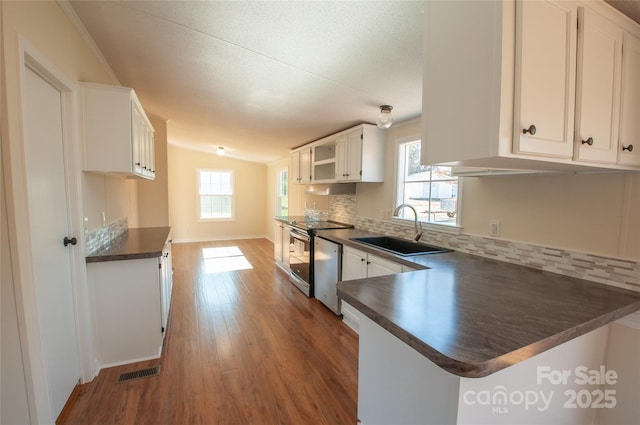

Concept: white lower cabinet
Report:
left=340, top=245, right=407, bottom=333
left=273, top=220, right=290, bottom=272
left=160, top=240, right=173, bottom=335
left=89, top=247, right=172, bottom=368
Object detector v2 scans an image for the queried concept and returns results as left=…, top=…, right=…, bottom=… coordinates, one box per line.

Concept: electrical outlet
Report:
left=489, top=219, right=500, bottom=237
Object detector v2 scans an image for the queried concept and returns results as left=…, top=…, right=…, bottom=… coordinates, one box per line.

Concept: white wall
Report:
left=167, top=144, right=268, bottom=242
left=137, top=116, right=169, bottom=228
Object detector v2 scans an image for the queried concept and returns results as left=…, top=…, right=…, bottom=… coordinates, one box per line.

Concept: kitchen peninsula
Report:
left=86, top=227, right=173, bottom=369
left=319, top=229, right=640, bottom=424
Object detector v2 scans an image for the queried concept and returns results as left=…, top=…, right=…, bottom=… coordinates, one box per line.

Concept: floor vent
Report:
left=117, top=366, right=160, bottom=383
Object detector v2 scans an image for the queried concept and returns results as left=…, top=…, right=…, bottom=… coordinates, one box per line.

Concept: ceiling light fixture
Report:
left=376, top=105, right=393, bottom=129
left=216, top=146, right=225, bottom=156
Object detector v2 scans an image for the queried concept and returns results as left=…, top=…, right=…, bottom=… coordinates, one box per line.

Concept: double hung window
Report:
left=276, top=168, right=288, bottom=216
left=198, top=169, right=234, bottom=220
left=396, top=140, right=458, bottom=226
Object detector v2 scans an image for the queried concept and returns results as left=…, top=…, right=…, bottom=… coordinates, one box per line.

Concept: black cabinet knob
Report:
left=522, top=124, right=537, bottom=135
left=63, top=236, right=77, bottom=247
left=581, top=137, right=594, bottom=146
left=623, top=144, right=634, bottom=152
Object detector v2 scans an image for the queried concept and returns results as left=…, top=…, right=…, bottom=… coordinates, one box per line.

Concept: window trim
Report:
left=196, top=168, right=236, bottom=222
left=275, top=166, right=288, bottom=217
left=392, top=136, right=463, bottom=233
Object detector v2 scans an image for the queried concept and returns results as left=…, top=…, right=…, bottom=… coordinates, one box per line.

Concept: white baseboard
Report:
left=172, top=234, right=269, bottom=243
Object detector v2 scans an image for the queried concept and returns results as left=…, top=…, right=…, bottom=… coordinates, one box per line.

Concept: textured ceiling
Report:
left=68, top=1, right=640, bottom=164
left=69, top=0, right=424, bottom=163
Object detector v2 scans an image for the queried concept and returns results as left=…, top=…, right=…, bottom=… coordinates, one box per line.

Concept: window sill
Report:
left=198, top=217, right=236, bottom=223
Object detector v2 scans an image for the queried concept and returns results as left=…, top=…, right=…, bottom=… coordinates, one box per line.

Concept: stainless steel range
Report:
left=286, top=218, right=353, bottom=297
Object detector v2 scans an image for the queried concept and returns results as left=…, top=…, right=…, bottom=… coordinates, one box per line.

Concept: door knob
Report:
left=622, top=144, right=634, bottom=152
left=581, top=137, right=594, bottom=146
left=63, top=236, right=77, bottom=247
left=522, top=124, right=537, bottom=135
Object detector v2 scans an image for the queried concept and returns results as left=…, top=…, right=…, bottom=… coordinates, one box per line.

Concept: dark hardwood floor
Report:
left=59, top=239, right=358, bottom=425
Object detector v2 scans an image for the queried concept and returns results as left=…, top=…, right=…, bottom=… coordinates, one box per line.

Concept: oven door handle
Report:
left=290, top=228, right=310, bottom=241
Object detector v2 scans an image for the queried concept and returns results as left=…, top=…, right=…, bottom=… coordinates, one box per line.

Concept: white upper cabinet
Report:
left=422, top=0, right=640, bottom=173
left=336, top=129, right=366, bottom=182
left=302, top=123, right=384, bottom=184
left=336, top=126, right=384, bottom=182
left=619, top=31, right=640, bottom=166
left=81, top=82, right=155, bottom=180
left=574, top=7, right=623, bottom=164
left=312, top=141, right=337, bottom=182
left=335, top=134, right=352, bottom=181
left=291, top=146, right=312, bottom=184
left=513, top=0, right=578, bottom=158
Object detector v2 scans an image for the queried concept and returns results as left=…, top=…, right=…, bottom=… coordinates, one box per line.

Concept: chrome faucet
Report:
left=393, top=203, right=423, bottom=242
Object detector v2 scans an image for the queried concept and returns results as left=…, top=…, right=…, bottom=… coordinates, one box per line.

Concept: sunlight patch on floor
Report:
left=202, top=246, right=253, bottom=273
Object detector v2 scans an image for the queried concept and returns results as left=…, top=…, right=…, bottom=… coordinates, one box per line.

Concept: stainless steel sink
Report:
left=350, top=236, right=452, bottom=256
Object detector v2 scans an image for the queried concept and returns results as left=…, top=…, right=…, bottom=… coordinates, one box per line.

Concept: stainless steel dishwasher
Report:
left=314, top=236, right=342, bottom=314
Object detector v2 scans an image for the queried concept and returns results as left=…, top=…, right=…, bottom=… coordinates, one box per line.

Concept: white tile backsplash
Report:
left=328, top=194, right=640, bottom=292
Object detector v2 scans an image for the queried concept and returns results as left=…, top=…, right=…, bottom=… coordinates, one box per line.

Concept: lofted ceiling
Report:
left=67, top=1, right=640, bottom=164
left=68, top=0, right=424, bottom=163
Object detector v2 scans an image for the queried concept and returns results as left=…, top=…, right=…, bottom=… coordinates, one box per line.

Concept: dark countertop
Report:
left=274, top=215, right=301, bottom=224
left=86, top=227, right=171, bottom=263
left=318, top=228, right=640, bottom=378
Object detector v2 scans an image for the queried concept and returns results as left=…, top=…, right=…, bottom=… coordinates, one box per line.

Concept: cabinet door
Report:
left=345, top=130, right=363, bottom=181
left=574, top=7, right=622, bottom=164
left=132, top=104, right=145, bottom=175
left=342, top=246, right=367, bottom=280
left=336, top=130, right=363, bottom=182
left=160, top=241, right=173, bottom=335
left=160, top=256, right=169, bottom=332
left=335, top=135, right=349, bottom=181
left=367, top=254, right=403, bottom=277
left=291, top=148, right=312, bottom=184
left=147, top=126, right=155, bottom=177
left=281, top=226, right=290, bottom=269
left=274, top=222, right=283, bottom=263
left=299, top=147, right=312, bottom=184
left=619, top=32, right=640, bottom=166
left=514, top=0, right=578, bottom=158
left=290, top=151, right=301, bottom=183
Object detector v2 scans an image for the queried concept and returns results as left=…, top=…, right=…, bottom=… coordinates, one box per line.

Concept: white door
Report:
left=23, top=66, right=80, bottom=419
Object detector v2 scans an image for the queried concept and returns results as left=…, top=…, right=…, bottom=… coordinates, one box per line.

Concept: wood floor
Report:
left=59, top=239, right=358, bottom=425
